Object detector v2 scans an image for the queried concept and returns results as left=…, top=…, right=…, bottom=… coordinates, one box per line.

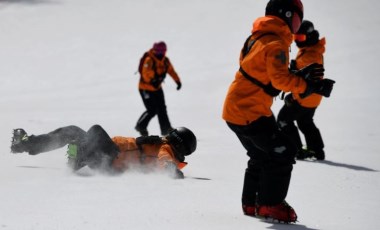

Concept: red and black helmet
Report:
left=265, top=0, right=304, bottom=33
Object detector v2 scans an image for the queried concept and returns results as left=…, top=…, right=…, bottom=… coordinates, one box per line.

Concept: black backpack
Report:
left=137, top=52, right=171, bottom=75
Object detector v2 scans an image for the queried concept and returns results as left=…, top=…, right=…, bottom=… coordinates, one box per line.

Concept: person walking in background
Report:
left=277, top=20, right=327, bottom=160
left=135, top=41, right=182, bottom=136
left=10, top=125, right=196, bottom=179
left=222, top=0, right=335, bottom=223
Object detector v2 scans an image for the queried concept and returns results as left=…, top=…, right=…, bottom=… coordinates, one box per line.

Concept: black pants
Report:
left=277, top=99, right=324, bottom=152
left=136, top=89, right=172, bottom=135
left=27, top=125, right=119, bottom=170
left=227, top=116, right=296, bottom=206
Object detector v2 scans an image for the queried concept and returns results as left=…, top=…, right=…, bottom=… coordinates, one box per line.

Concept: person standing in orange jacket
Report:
left=135, top=41, right=182, bottom=136
left=222, top=0, right=334, bottom=223
left=10, top=125, right=196, bottom=179
left=277, top=20, right=327, bottom=160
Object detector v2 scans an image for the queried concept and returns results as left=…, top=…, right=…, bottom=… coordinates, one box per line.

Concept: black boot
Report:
left=11, top=129, right=30, bottom=153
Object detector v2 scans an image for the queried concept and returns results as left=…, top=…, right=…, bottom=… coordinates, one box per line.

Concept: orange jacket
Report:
left=292, top=38, right=326, bottom=108
left=223, top=16, right=307, bottom=125
left=110, top=136, right=187, bottom=172
left=138, top=49, right=181, bottom=91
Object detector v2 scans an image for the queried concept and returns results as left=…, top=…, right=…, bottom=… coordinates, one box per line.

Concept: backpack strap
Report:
left=239, top=33, right=282, bottom=97
left=239, top=67, right=281, bottom=97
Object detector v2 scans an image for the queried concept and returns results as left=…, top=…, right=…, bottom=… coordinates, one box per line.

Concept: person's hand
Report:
left=301, top=78, right=335, bottom=98
left=173, top=169, right=184, bottom=179
left=165, top=162, right=184, bottom=179
left=295, top=63, right=324, bottom=80
left=176, top=81, right=182, bottom=90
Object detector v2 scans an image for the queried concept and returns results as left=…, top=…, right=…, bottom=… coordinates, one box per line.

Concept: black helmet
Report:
left=166, top=127, right=197, bottom=162
left=294, top=20, right=320, bottom=48
left=265, top=0, right=304, bottom=33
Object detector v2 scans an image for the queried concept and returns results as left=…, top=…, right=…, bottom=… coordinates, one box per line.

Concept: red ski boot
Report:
left=242, top=205, right=257, bottom=217
left=256, top=201, right=297, bottom=223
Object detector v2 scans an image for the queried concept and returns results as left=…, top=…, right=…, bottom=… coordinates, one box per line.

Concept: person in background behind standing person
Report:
left=135, top=41, right=182, bottom=136
left=222, top=0, right=335, bottom=223
left=277, top=20, right=327, bottom=160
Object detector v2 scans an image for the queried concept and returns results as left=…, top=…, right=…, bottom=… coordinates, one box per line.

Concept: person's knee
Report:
left=89, top=124, right=102, bottom=131
left=59, top=125, right=86, bottom=143
left=269, top=133, right=297, bottom=164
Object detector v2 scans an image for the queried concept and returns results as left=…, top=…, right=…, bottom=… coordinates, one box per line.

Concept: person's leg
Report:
left=227, top=116, right=297, bottom=222
left=18, top=126, right=86, bottom=155
left=277, top=103, right=303, bottom=151
left=227, top=118, right=274, bottom=209
left=136, top=90, right=157, bottom=135
left=297, top=107, right=325, bottom=159
left=154, top=88, right=172, bottom=135
left=78, top=125, right=119, bottom=170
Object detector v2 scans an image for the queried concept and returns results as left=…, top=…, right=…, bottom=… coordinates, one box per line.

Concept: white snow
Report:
left=1, top=0, right=379, bottom=229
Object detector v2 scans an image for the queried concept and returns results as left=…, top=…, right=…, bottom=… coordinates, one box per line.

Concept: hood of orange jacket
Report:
left=293, top=37, right=326, bottom=108
left=223, top=16, right=307, bottom=125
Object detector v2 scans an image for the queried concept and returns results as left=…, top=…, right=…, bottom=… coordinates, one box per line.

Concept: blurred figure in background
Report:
left=135, top=41, right=182, bottom=136
left=277, top=20, right=327, bottom=160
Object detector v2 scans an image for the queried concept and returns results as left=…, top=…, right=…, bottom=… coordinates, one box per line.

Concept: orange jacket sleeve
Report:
left=266, top=43, right=306, bottom=94
left=166, top=58, right=181, bottom=83
left=292, top=38, right=326, bottom=108
left=157, top=144, right=187, bottom=170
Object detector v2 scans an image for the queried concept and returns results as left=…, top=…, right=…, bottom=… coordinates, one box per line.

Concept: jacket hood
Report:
left=251, top=16, right=293, bottom=46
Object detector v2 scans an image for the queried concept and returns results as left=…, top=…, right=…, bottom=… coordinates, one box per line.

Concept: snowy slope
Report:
left=1, top=0, right=380, bottom=229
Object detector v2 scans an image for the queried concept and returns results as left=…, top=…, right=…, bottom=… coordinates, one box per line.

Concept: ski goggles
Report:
left=294, top=33, right=307, bottom=42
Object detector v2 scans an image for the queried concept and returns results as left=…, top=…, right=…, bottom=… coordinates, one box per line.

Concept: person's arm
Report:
left=158, top=144, right=185, bottom=179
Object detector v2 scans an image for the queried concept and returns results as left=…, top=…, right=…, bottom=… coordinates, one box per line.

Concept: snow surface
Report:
left=1, top=0, right=380, bottom=229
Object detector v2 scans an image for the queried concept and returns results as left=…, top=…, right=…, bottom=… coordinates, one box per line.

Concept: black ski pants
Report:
left=26, top=125, right=119, bottom=170
left=136, top=88, right=172, bottom=135
left=277, top=99, right=324, bottom=152
left=227, top=115, right=296, bottom=206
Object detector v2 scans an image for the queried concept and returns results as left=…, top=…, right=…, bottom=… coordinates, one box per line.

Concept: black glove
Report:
left=176, top=81, right=182, bottom=90
left=165, top=162, right=185, bottom=179
left=295, top=63, right=325, bottom=80
left=301, top=78, right=336, bottom=98
left=173, top=169, right=184, bottom=179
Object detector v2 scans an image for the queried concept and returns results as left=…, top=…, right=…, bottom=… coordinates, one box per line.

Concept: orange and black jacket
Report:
left=223, top=16, right=307, bottom=125
left=138, top=49, right=181, bottom=91
left=110, top=136, right=187, bottom=172
left=292, top=38, right=326, bottom=108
